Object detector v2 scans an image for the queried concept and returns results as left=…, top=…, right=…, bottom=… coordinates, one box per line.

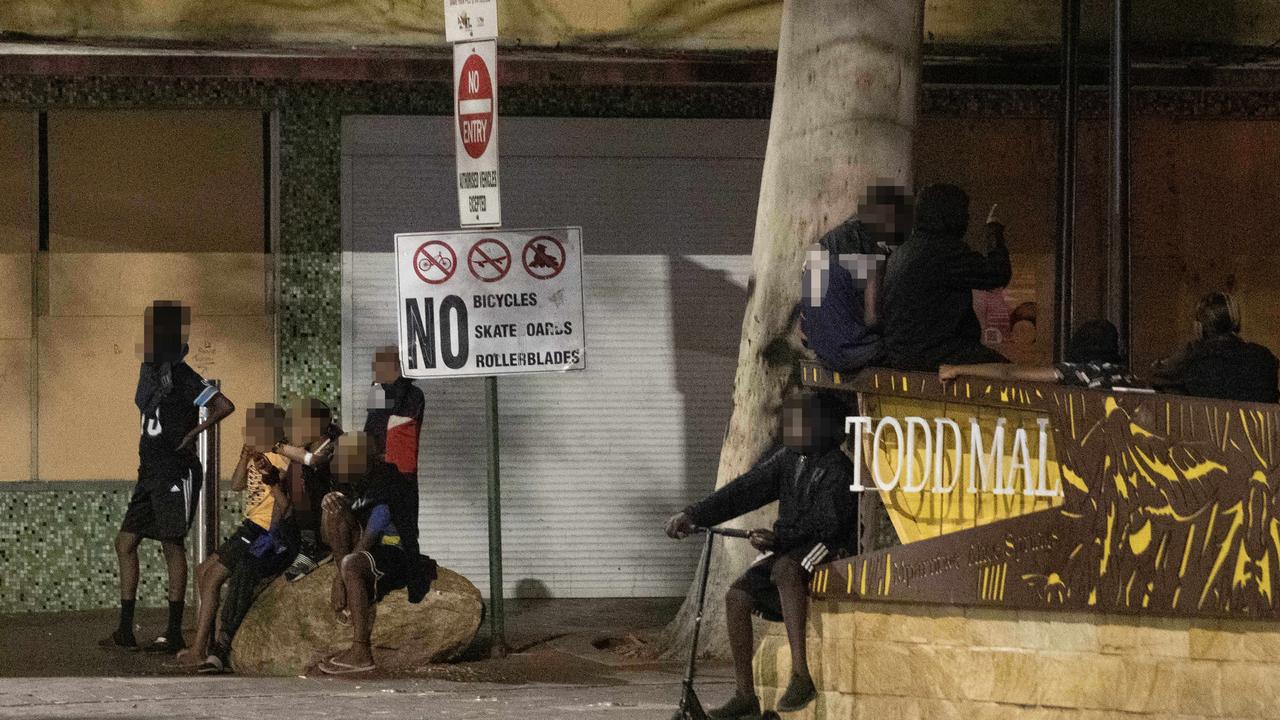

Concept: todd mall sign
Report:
left=806, top=364, right=1280, bottom=621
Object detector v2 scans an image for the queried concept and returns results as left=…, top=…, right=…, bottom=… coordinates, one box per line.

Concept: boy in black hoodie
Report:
left=880, top=184, right=1012, bottom=371
left=665, top=393, right=855, bottom=718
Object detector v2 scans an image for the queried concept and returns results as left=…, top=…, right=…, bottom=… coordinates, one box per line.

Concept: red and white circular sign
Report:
left=457, top=51, right=494, bottom=160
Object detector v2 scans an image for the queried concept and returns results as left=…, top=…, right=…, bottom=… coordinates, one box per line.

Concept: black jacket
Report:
left=881, top=223, right=1011, bottom=371
left=1153, top=334, right=1280, bottom=404
left=683, top=446, right=857, bottom=555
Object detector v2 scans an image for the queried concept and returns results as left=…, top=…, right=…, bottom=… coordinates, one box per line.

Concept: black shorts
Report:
left=215, top=520, right=267, bottom=573
left=121, top=467, right=200, bottom=541
left=359, top=544, right=411, bottom=603
left=730, top=542, right=832, bottom=623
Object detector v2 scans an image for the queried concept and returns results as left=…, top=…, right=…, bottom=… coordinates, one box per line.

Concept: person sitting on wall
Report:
left=663, top=393, right=856, bottom=718
left=317, top=432, right=437, bottom=675
left=938, top=319, right=1139, bottom=390
left=799, top=183, right=912, bottom=373
left=277, top=398, right=344, bottom=582
left=103, top=300, right=234, bottom=653
left=1152, top=291, right=1280, bottom=403
left=176, top=403, right=293, bottom=671
left=880, top=184, right=1013, bottom=371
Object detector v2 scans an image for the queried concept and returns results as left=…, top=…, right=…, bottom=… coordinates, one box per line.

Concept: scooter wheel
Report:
left=762, top=712, right=782, bottom=719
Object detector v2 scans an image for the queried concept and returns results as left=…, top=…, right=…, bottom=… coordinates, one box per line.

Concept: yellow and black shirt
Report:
left=244, top=451, right=290, bottom=530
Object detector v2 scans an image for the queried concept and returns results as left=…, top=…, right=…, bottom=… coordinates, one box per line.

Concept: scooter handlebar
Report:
left=692, top=526, right=753, bottom=539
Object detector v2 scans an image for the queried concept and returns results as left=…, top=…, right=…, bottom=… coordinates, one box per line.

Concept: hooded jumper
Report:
left=799, top=218, right=884, bottom=372
left=881, top=184, right=1011, bottom=371
left=683, top=397, right=857, bottom=558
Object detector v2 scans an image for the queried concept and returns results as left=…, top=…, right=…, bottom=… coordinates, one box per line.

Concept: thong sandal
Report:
left=319, top=658, right=375, bottom=675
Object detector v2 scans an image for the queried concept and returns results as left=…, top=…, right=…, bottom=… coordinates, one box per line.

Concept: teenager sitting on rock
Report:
left=318, top=432, right=436, bottom=675
left=276, top=398, right=343, bottom=582
left=664, top=393, right=856, bottom=718
left=177, top=403, right=292, bottom=671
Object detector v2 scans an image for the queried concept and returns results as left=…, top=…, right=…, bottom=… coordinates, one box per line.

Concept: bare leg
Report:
left=321, top=494, right=359, bottom=618
left=115, top=531, right=142, bottom=601
left=178, top=557, right=228, bottom=665
left=329, top=552, right=376, bottom=668
left=772, top=556, right=811, bottom=681
left=724, top=586, right=757, bottom=698
left=160, top=540, right=189, bottom=602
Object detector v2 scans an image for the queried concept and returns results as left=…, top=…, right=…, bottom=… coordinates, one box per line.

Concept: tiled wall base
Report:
left=753, top=600, right=1280, bottom=719
left=0, top=487, right=244, bottom=613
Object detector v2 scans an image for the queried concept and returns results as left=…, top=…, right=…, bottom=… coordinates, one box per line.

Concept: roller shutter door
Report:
left=341, top=116, right=767, bottom=597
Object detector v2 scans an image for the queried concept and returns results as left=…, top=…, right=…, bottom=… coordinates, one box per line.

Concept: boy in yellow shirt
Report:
left=177, top=403, right=290, bottom=668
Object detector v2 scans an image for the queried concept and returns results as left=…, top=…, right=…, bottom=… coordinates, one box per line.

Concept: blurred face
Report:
left=286, top=399, right=329, bottom=446
left=334, top=434, right=371, bottom=487
left=782, top=399, right=814, bottom=452
left=372, top=349, right=401, bottom=384
left=245, top=404, right=283, bottom=452
left=142, top=302, right=190, bottom=363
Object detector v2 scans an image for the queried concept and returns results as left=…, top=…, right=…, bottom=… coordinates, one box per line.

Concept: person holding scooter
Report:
left=665, top=392, right=857, bottom=718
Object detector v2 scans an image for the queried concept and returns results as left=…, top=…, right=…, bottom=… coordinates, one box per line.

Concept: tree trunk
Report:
left=660, top=0, right=924, bottom=659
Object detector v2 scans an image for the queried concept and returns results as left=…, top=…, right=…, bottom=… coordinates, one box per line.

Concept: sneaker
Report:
left=145, top=635, right=186, bottom=654
left=707, top=692, right=760, bottom=719
left=284, top=551, right=323, bottom=583
left=98, top=628, right=139, bottom=651
left=776, top=673, right=817, bottom=712
left=196, top=654, right=227, bottom=674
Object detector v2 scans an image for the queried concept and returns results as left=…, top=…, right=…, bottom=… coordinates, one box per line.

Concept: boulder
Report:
left=230, top=564, right=483, bottom=676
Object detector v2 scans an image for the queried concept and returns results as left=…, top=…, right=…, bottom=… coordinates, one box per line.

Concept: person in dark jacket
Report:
left=799, top=184, right=912, bottom=372
left=1152, top=291, right=1279, bottom=403
left=664, top=393, right=856, bottom=718
left=881, top=183, right=1013, bottom=371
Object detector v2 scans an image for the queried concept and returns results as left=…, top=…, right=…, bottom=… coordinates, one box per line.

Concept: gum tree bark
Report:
left=661, top=0, right=924, bottom=658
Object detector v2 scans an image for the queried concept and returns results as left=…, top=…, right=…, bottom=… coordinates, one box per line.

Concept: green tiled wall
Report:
left=0, top=487, right=244, bottom=612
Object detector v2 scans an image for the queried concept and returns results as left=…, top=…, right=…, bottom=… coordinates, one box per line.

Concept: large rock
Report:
left=230, top=564, right=483, bottom=676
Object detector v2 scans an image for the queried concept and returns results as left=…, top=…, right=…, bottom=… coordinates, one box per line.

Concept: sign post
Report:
left=395, top=227, right=586, bottom=656
left=484, top=375, right=505, bottom=655
left=453, top=40, right=500, bottom=228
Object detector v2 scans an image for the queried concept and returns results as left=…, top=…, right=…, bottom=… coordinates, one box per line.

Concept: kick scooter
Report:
left=673, top=525, right=761, bottom=720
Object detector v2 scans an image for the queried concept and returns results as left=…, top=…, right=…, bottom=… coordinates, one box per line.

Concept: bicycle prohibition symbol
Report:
left=413, top=240, right=457, bottom=285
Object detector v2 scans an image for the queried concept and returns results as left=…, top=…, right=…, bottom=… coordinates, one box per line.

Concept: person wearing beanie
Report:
left=880, top=183, right=1013, bottom=371
left=938, top=319, right=1139, bottom=390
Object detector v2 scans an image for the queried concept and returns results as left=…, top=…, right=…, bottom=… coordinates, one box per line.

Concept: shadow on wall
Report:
left=669, top=255, right=749, bottom=506
left=514, top=578, right=552, bottom=599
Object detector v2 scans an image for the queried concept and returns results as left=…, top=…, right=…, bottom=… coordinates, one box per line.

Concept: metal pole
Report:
left=194, top=379, right=221, bottom=567
left=1107, top=0, right=1132, bottom=359
left=485, top=375, right=507, bottom=657
left=1053, top=0, right=1080, bottom=362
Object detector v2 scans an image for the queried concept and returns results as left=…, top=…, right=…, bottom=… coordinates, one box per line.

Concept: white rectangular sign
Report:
left=394, top=228, right=586, bottom=379
left=444, top=0, right=498, bottom=42
left=454, top=40, right=501, bottom=228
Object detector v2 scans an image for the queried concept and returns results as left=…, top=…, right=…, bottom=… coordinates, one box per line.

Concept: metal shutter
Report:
left=341, top=116, right=767, bottom=597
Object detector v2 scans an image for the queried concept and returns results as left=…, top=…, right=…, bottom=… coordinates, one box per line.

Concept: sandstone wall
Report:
left=1, top=0, right=1277, bottom=50
left=754, top=599, right=1280, bottom=719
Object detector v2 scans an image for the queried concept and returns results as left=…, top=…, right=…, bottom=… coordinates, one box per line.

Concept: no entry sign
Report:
left=395, top=227, right=586, bottom=379
left=454, top=40, right=501, bottom=228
